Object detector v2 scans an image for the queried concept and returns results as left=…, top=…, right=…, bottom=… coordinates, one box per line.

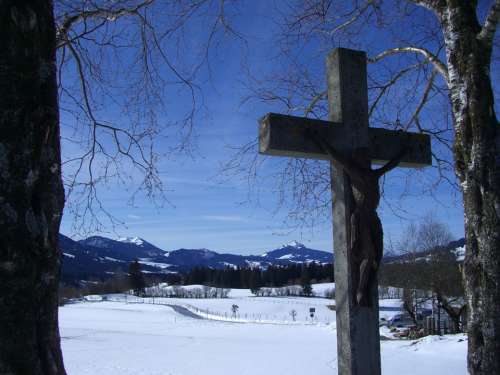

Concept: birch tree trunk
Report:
left=0, top=1, right=66, bottom=374
left=439, top=2, right=500, bottom=374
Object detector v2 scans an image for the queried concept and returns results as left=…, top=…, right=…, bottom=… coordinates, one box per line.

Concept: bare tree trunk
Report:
left=440, top=2, right=500, bottom=374
left=437, top=293, right=466, bottom=333
left=403, top=288, right=418, bottom=325
left=0, top=1, right=66, bottom=374
left=437, top=301, right=441, bottom=335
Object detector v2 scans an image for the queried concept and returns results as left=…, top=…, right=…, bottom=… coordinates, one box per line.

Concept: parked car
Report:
left=388, top=314, right=414, bottom=328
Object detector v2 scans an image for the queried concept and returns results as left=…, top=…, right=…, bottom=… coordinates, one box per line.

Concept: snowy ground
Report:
left=108, top=283, right=401, bottom=324
left=60, top=289, right=467, bottom=374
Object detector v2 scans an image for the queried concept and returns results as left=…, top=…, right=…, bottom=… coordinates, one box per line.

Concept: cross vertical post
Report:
left=258, top=47, right=431, bottom=375
left=328, top=49, right=381, bottom=375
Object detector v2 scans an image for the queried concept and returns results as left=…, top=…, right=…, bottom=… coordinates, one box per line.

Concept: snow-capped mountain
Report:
left=60, top=234, right=465, bottom=283
left=79, top=236, right=165, bottom=258
left=259, top=241, right=332, bottom=263
left=59, top=234, right=169, bottom=283
left=60, top=235, right=332, bottom=282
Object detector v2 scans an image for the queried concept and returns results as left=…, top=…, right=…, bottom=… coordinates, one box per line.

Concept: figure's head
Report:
left=352, top=147, right=370, bottom=167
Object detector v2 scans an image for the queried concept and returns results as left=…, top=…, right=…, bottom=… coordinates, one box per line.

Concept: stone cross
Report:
left=258, top=48, right=431, bottom=375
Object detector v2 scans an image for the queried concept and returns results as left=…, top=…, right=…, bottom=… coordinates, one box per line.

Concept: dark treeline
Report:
left=184, top=263, right=334, bottom=289
left=379, top=250, right=463, bottom=297
left=59, top=262, right=333, bottom=303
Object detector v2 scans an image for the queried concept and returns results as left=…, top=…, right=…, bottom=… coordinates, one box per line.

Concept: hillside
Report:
left=61, top=233, right=465, bottom=283
left=60, top=235, right=332, bottom=282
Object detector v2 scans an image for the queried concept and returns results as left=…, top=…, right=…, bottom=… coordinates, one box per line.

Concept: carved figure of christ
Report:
left=258, top=48, right=431, bottom=375
left=308, top=132, right=409, bottom=306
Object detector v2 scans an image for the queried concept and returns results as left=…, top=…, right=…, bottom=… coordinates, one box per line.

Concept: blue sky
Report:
left=58, top=1, right=468, bottom=254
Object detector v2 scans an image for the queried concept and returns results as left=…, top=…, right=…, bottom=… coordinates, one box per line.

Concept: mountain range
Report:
left=60, top=234, right=466, bottom=283
left=59, top=235, right=333, bottom=282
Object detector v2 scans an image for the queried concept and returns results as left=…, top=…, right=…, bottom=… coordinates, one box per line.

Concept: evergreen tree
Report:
left=249, top=269, right=263, bottom=295
left=128, top=260, right=145, bottom=296
left=300, top=265, right=313, bottom=297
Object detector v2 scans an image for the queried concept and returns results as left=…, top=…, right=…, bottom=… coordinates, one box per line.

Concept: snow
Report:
left=245, top=260, right=262, bottom=268
left=60, top=300, right=467, bottom=375
left=453, top=245, right=466, bottom=261
left=283, top=240, right=305, bottom=248
left=201, top=249, right=215, bottom=258
left=129, top=283, right=398, bottom=324
left=138, top=260, right=172, bottom=269
left=117, top=236, right=144, bottom=246
left=311, top=282, right=335, bottom=294
left=278, top=254, right=295, bottom=259
left=63, top=253, right=75, bottom=258
left=172, top=296, right=335, bottom=324
left=83, top=295, right=103, bottom=302
left=381, top=334, right=467, bottom=374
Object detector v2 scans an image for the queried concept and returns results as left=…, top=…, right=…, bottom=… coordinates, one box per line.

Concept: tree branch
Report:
left=407, top=0, right=445, bottom=13
left=478, top=0, right=500, bottom=48
left=405, top=70, right=437, bottom=130
left=369, top=47, right=449, bottom=83
left=327, top=0, right=375, bottom=35
left=368, top=63, right=421, bottom=118
left=304, top=90, right=327, bottom=116
left=56, top=0, right=154, bottom=49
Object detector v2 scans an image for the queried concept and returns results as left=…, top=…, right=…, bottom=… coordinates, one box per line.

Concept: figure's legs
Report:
left=350, top=209, right=360, bottom=254
left=356, top=212, right=383, bottom=306
left=357, top=258, right=371, bottom=305
left=356, top=220, right=375, bottom=306
left=350, top=208, right=362, bottom=305
left=370, top=213, right=384, bottom=268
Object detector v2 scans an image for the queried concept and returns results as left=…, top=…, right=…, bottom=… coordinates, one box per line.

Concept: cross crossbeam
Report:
left=259, top=113, right=431, bottom=167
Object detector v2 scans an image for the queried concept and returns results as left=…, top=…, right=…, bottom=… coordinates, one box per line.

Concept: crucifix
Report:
left=258, top=48, right=431, bottom=375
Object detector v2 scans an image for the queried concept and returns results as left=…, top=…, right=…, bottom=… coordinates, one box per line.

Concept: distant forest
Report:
left=183, top=263, right=334, bottom=289
left=61, top=262, right=334, bottom=300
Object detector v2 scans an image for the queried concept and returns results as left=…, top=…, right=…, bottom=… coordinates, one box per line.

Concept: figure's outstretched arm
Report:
left=375, top=143, right=408, bottom=177
left=306, top=129, right=364, bottom=181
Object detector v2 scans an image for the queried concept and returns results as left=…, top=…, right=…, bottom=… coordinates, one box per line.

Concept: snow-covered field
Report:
left=60, top=286, right=466, bottom=374
left=111, top=284, right=401, bottom=323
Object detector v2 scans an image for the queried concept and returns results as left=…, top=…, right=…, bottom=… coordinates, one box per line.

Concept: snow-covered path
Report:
left=60, top=301, right=467, bottom=375
left=163, top=303, right=205, bottom=320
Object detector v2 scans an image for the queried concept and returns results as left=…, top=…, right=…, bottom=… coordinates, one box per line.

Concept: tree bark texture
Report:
left=439, top=2, right=500, bottom=374
left=0, top=1, right=66, bottom=374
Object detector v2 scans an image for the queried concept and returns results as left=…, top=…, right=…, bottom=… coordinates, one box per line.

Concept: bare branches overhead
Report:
left=221, top=0, right=481, bottom=232
left=55, top=0, right=244, bottom=233
left=369, top=47, right=448, bottom=84
left=478, top=0, right=500, bottom=48
left=56, top=0, right=154, bottom=49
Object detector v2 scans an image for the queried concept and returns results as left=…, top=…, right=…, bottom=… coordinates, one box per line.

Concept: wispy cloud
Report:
left=127, top=214, right=142, bottom=220
left=201, top=215, right=247, bottom=222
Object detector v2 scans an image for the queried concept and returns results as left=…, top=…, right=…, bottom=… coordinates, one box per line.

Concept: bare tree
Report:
left=0, top=1, right=244, bottom=373
left=428, top=249, right=466, bottom=333
left=402, top=288, right=419, bottom=325
left=417, top=212, right=453, bottom=252
left=383, top=214, right=466, bottom=334
left=0, top=2, right=66, bottom=374
left=55, top=0, right=244, bottom=233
